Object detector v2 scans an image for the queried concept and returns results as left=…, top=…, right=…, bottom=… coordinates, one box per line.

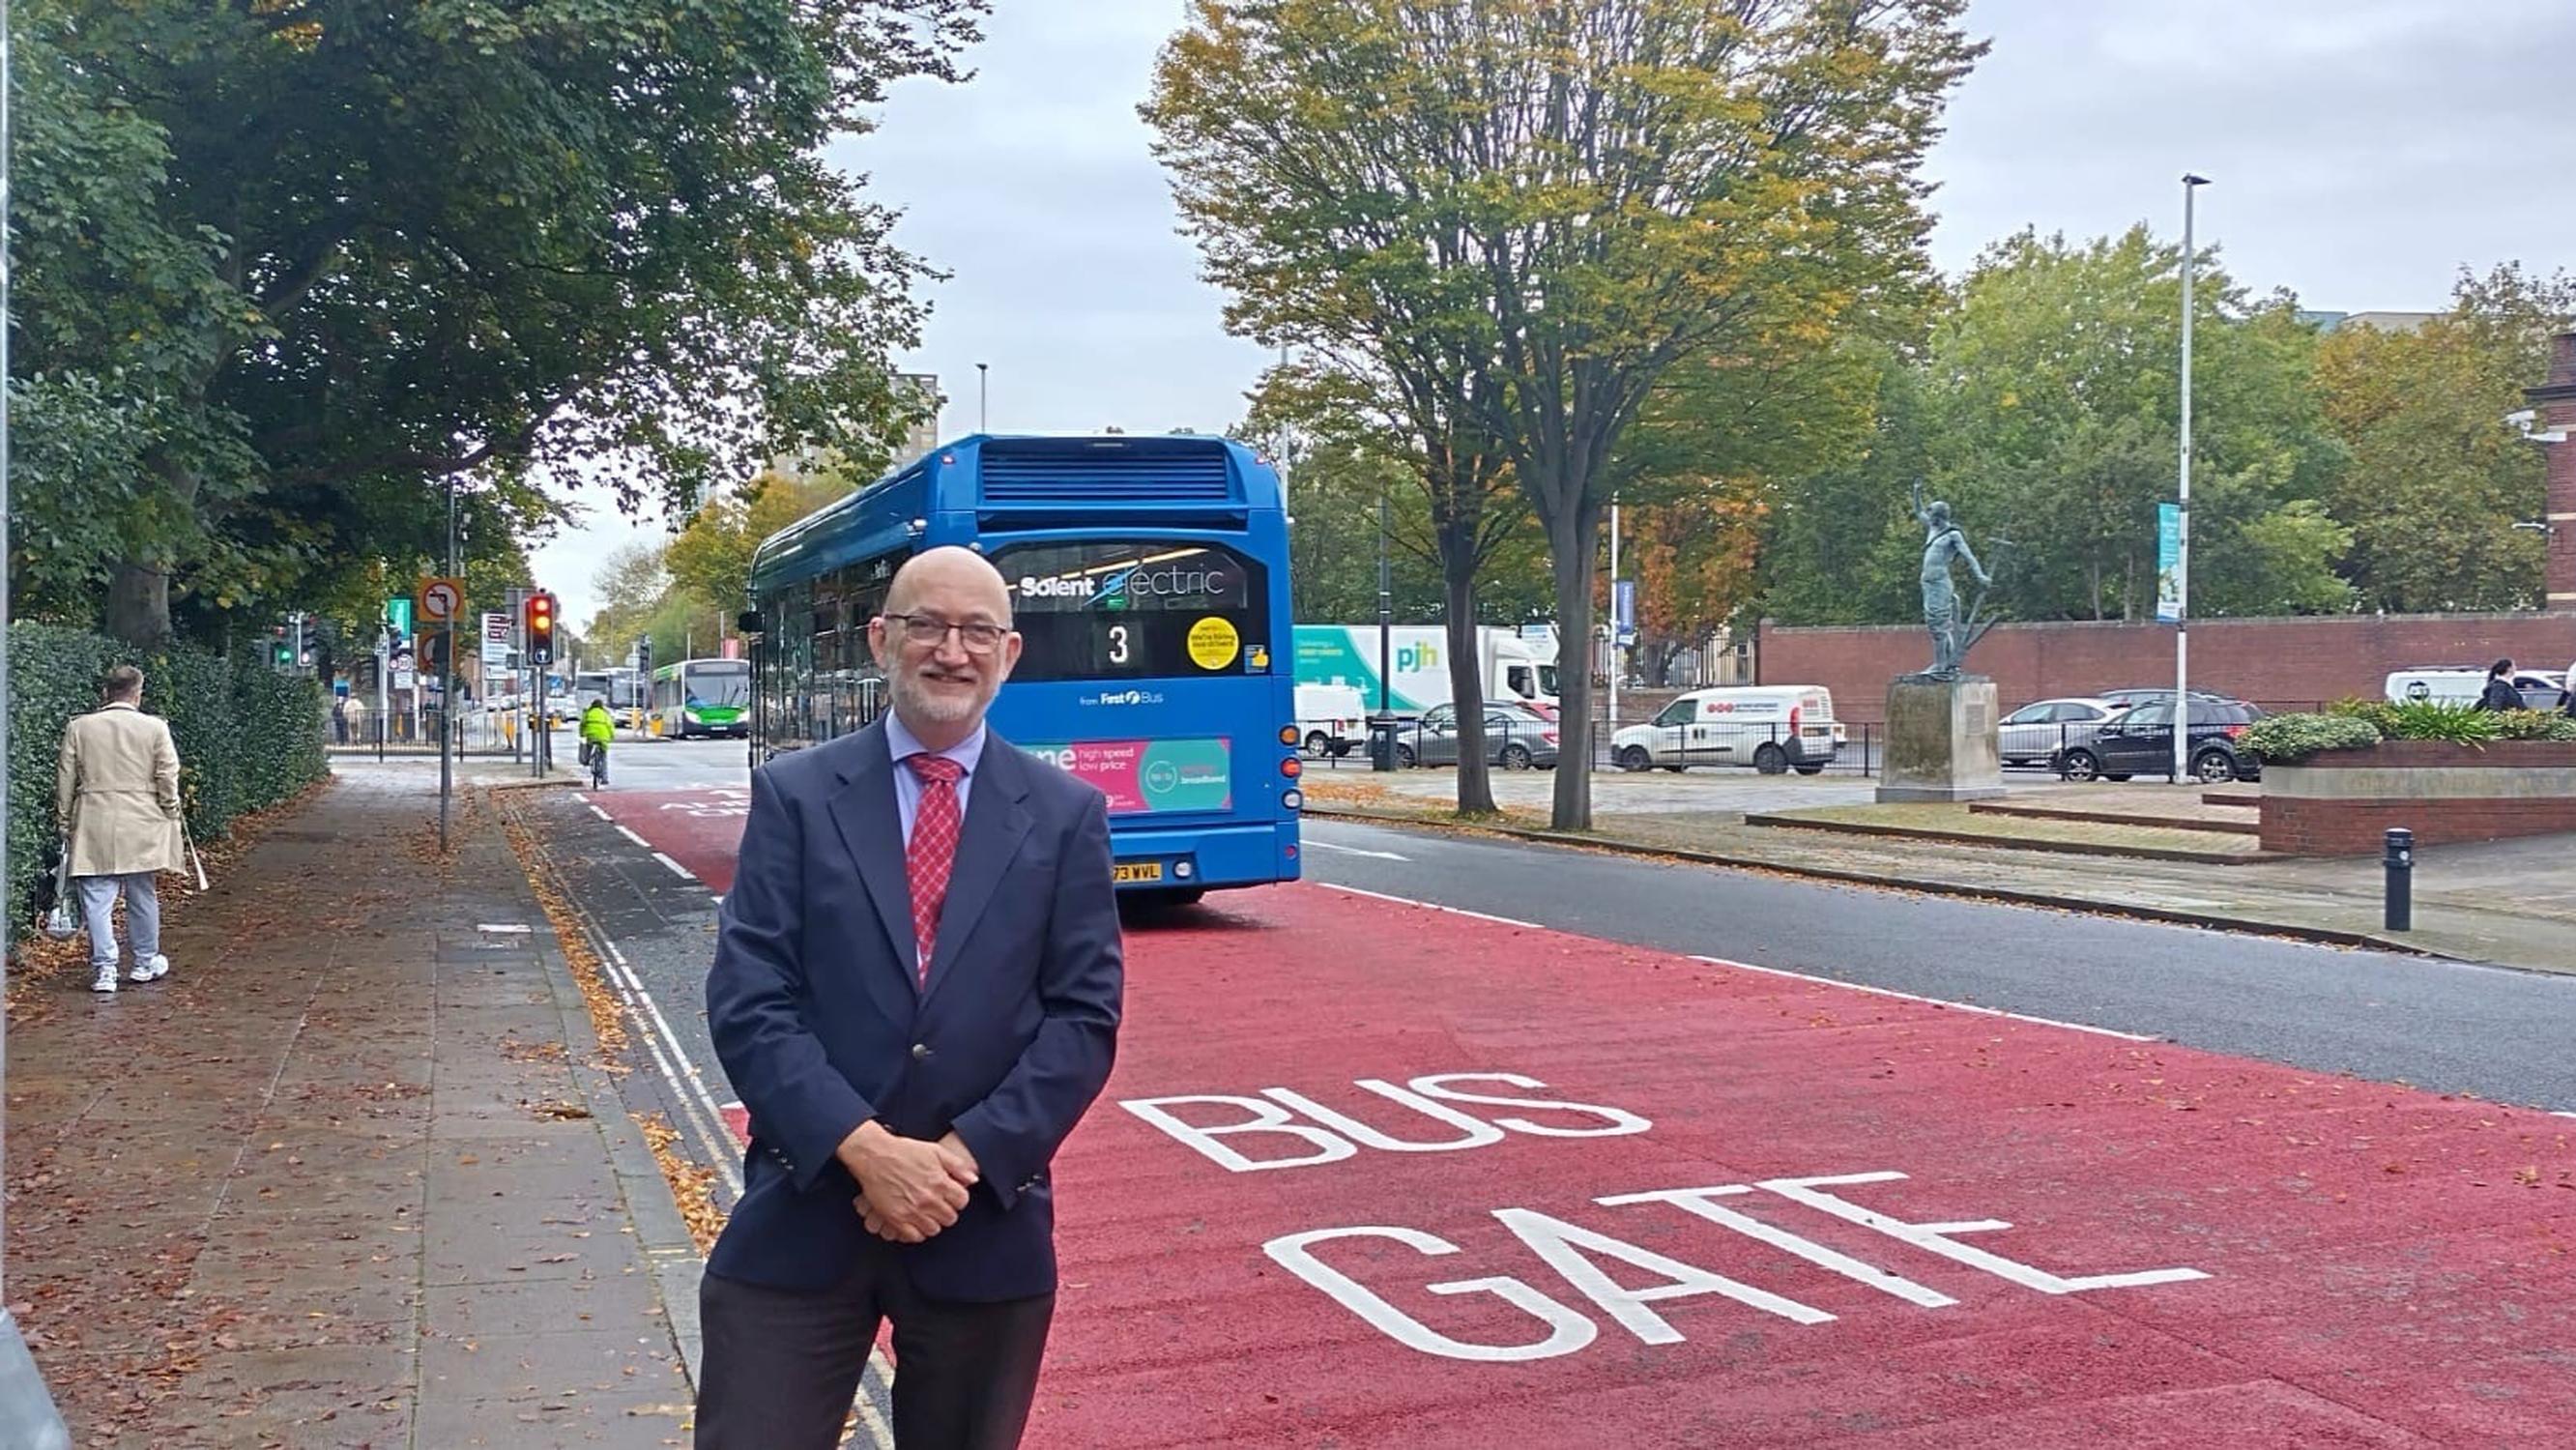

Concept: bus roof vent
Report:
left=978, top=437, right=1236, bottom=507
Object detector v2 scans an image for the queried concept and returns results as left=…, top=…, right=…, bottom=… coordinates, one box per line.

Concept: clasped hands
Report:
left=835, top=1120, right=981, bottom=1244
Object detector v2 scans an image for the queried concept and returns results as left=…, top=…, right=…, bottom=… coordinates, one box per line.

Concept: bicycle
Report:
left=584, top=739, right=610, bottom=789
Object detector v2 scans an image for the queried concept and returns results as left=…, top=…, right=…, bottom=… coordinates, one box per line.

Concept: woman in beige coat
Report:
left=55, top=665, right=185, bottom=994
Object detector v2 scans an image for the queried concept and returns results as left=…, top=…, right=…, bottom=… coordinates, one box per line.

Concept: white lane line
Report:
left=589, top=803, right=612, bottom=822
left=587, top=919, right=900, bottom=1440
left=1691, top=954, right=2157, bottom=1042
left=1315, top=882, right=1540, bottom=930
left=478, top=923, right=534, bottom=935
left=1313, top=882, right=2153, bottom=1043
left=614, top=825, right=650, bottom=848
left=652, top=852, right=695, bottom=882
left=1306, top=839, right=1411, bottom=861
left=591, top=935, right=741, bottom=1197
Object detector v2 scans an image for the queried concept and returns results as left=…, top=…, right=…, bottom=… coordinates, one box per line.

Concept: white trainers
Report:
left=129, top=954, right=170, bottom=984
left=91, top=965, right=119, bottom=994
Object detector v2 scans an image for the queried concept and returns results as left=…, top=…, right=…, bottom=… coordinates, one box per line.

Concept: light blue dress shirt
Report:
left=883, top=710, right=985, bottom=846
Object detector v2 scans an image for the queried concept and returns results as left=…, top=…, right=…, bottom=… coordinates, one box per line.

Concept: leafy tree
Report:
left=1750, top=346, right=1930, bottom=624
left=14, top=0, right=976, bottom=646
left=666, top=471, right=858, bottom=617
left=1147, top=0, right=1979, bottom=826
left=1921, top=226, right=2346, bottom=623
left=2314, top=264, right=2576, bottom=611
left=1240, top=363, right=1541, bottom=812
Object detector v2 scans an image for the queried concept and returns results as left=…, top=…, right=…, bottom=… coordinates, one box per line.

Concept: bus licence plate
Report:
left=1114, top=861, right=1165, bottom=884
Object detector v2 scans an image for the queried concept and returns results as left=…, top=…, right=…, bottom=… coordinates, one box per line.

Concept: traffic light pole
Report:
left=440, top=478, right=455, bottom=850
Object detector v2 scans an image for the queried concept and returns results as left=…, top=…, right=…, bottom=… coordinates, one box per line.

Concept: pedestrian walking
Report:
left=332, top=694, right=349, bottom=744
left=54, top=665, right=187, bottom=994
left=697, top=547, right=1122, bottom=1450
left=2476, top=658, right=2522, bottom=712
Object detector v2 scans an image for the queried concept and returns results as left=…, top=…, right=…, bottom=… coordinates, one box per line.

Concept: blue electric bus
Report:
left=741, top=434, right=1302, bottom=902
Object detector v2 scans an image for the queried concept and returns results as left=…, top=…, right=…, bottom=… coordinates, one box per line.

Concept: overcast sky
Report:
left=535, top=0, right=2575, bottom=625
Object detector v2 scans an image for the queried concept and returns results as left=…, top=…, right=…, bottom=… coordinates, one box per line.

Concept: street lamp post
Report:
left=977, top=362, right=989, bottom=434
left=1372, top=479, right=1395, bottom=771
left=2174, top=173, right=2209, bottom=787
left=0, top=0, right=75, bottom=1434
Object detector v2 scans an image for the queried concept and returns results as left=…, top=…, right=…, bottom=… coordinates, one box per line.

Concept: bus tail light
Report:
left=1278, top=725, right=1299, bottom=745
left=1281, top=757, right=1302, bottom=778
left=1282, top=789, right=1303, bottom=810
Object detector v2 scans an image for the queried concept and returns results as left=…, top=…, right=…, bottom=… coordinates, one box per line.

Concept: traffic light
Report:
left=636, top=635, right=652, bottom=675
left=272, top=625, right=292, bottom=668
left=525, top=592, right=558, bottom=665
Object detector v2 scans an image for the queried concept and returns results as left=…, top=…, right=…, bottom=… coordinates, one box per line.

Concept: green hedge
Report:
left=9, top=622, right=329, bottom=921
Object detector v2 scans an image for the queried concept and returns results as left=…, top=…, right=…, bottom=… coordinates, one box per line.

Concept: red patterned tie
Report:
left=905, top=754, right=966, bottom=987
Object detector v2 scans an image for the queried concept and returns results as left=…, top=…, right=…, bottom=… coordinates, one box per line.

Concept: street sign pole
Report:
left=2174, top=174, right=2209, bottom=786
left=441, top=479, right=456, bottom=849
left=0, top=0, right=75, bottom=1433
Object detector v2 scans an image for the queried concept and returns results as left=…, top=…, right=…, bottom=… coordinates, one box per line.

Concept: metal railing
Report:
left=329, top=710, right=554, bottom=759
left=1300, top=712, right=1886, bottom=778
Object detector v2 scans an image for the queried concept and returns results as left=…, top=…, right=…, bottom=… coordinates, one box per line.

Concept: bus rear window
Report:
left=994, top=540, right=1269, bottom=682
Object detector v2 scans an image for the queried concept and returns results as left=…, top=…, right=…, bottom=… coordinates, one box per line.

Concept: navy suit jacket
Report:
left=705, top=718, right=1123, bottom=1300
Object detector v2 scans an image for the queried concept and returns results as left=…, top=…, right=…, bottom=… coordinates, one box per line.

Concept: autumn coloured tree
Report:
left=1147, top=0, right=1980, bottom=826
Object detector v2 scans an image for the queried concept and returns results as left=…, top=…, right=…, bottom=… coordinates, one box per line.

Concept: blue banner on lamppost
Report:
left=2156, top=503, right=2183, bottom=624
left=1613, top=579, right=1636, bottom=647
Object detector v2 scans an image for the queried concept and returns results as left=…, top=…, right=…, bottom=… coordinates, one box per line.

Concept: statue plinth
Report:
left=1876, top=674, right=2006, bottom=803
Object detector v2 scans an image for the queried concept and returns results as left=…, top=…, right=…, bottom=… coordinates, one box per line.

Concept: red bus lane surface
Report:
left=589, top=786, right=747, bottom=892
left=1031, top=889, right=2576, bottom=1449
left=589, top=798, right=2576, bottom=1445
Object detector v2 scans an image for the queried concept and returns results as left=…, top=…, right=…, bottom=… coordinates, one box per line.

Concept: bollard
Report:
left=2383, top=827, right=2413, bottom=932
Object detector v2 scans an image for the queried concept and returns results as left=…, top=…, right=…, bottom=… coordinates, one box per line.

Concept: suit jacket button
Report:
left=912, top=1042, right=932, bottom=1060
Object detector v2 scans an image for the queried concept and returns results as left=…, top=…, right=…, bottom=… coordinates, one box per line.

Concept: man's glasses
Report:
left=882, top=613, right=1010, bottom=654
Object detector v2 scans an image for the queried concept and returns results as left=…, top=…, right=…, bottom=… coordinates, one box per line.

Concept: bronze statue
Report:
left=1910, top=480, right=1998, bottom=680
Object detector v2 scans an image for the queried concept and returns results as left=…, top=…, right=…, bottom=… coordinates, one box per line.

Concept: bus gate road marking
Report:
left=1028, top=884, right=2576, bottom=1448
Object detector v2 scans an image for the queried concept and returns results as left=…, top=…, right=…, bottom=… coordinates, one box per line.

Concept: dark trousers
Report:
left=695, top=1248, right=1055, bottom=1450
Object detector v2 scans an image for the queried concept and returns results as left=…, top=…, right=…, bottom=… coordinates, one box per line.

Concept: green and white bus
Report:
left=649, top=657, right=752, bottom=739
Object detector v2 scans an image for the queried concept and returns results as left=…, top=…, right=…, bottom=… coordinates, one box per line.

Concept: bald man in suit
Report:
left=697, top=547, right=1123, bottom=1449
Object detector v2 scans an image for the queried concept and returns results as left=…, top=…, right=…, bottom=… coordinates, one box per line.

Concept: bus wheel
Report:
left=1753, top=743, right=1789, bottom=774
left=1618, top=745, right=1654, bottom=772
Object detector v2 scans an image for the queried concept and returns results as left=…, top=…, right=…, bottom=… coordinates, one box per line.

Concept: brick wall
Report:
left=2262, top=795, right=2576, bottom=856
left=2258, top=742, right=2576, bottom=854
left=1758, top=614, right=2576, bottom=723
left=2537, top=331, right=2576, bottom=610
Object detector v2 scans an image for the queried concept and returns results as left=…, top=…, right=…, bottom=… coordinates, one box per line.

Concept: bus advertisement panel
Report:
left=744, top=434, right=1301, bottom=902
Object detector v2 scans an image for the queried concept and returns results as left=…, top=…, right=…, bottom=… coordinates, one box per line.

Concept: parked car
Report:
left=2054, top=697, right=2263, bottom=784
left=2384, top=666, right=2564, bottom=711
left=1609, top=684, right=1838, bottom=775
left=1998, top=697, right=2122, bottom=768
left=2097, top=686, right=2235, bottom=710
left=1395, top=702, right=1559, bottom=769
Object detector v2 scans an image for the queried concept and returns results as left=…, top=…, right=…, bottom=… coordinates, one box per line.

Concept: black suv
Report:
left=2055, top=697, right=2263, bottom=784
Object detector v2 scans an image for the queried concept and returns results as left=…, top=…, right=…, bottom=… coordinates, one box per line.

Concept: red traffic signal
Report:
left=525, top=591, right=559, bottom=665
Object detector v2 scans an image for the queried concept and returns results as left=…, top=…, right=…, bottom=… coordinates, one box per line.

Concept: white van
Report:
left=1612, top=685, right=1838, bottom=774
left=1294, top=682, right=1369, bottom=757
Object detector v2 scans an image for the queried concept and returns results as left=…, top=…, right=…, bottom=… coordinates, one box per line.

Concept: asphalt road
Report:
left=1296, top=816, right=2576, bottom=1113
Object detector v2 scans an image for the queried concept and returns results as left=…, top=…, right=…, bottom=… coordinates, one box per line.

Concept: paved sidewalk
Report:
left=7, top=768, right=695, bottom=1447
left=1306, top=780, right=2576, bottom=974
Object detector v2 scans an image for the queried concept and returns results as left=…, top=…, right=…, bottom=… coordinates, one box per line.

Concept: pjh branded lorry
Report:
left=1292, top=624, right=1560, bottom=719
